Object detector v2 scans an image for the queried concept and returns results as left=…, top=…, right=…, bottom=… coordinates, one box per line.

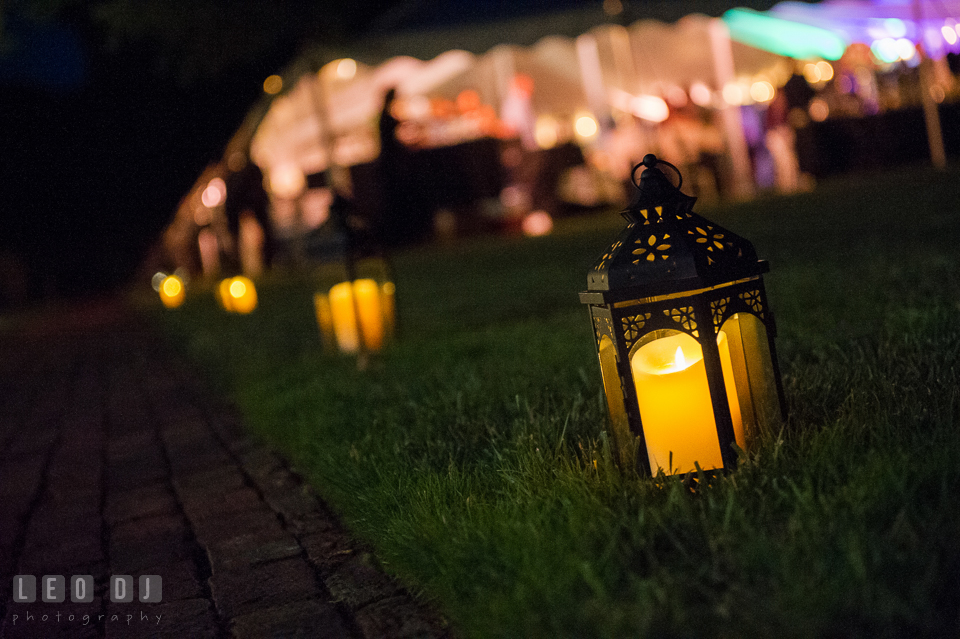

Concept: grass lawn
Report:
left=151, top=165, right=960, bottom=638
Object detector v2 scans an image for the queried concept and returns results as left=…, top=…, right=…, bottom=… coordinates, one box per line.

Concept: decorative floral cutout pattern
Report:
left=664, top=306, right=698, bottom=337
left=621, top=313, right=652, bottom=350
left=594, top=240, right=623, bottom=273
left=689, top=224, right=744, bottom=266
left=739, top=289, right=764, bottom=317
left=635, top=206, right=662, bottom=224
left=632, top=233, right=672, bottom=263
left=711, top=297, right=730, bottom=330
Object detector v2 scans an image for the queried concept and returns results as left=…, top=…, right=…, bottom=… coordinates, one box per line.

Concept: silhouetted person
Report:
left=376, top=88, right=428, bottom=246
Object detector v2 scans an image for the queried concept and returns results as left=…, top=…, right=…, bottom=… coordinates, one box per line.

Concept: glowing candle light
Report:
left=328, top=279, right=386, bottom=353
left=159, top=275, right=185, bottom=309
left=574, top=114, right=599, bottom=140
left=219, top=276, right=257, bottom=313
left=631, top=331, right=743, bottom=475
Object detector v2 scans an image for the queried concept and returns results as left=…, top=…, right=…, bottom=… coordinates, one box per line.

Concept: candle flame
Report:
left=674, top=346, right=685, bottom=369
left=229, top=279, right=247, bottom=298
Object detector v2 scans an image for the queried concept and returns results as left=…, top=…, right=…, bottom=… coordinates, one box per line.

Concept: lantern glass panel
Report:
left=598, top=335, right=633, bottom=467
left=720, top=313, right=781, bottom=443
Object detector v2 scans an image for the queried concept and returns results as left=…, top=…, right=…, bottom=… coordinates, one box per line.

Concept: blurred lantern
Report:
left=218, top=275, right=258, bottom=314
left=310, top=179, right=395, bottom=357
left=579, top=154, right=785, bottom=477
left=159, top=274, right=186, bottom=309
left=574, top=113, right=599, bottom=141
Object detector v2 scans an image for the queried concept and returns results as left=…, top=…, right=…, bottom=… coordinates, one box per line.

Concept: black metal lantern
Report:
left=310, top=179, right=396, bottom=357
left=580, top=154, right=785, bottom=476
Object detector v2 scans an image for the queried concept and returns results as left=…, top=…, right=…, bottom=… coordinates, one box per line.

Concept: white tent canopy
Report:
left=248, top=15, right=787, bottom=190
left=250, top=51, right=478, bottom=180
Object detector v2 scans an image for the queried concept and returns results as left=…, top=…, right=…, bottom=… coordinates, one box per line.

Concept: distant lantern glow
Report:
left=159, top=275, right=185, bottom=309
left=522, top=210, right=553, bottom=236
left=336, top=58, right=357, bottom=80
left=689, top=82, right=712, bottom=107
left=943, top=25, right=959, bottom=46
left=229, top=278, right=246, bottom=298
left=872, top=38, right=901, bottom=63
left=574, top=114, right=599, bottom=140
left=220, top=276, right=257, bottom=314
left=816, top=61, right=834, bottom=82
left=803, top=63, right=822, bottom=84
left=263, top=74, right=283, bottom=94
left=201, top=177, right=226, bottom=208
left=750, top=80, right=775, bottom=103
left=631, top=95, right=669, bottom=123
left=151, top=271, right=167, bottom=292
left=534, top=116, right=559, bottom=149
left=896, top=38, right=916, bottom=61
left=269, top=164, right=306, bottom=198
left=327, top=279, right=387, bottom=353
left=722, top=82, right=745, bottom=106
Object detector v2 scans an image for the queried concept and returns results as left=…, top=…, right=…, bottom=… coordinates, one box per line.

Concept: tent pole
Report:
left=914, top=0, right=947, bottom=170
left=709, top=18, right=754, bottom=199
left=309, top=72, right=339, bottom=181
left=493, top=45, right=516, bottom=117
left=610, top=25, right=637, bottom=95
left=576, top=33, right=609, bottom=136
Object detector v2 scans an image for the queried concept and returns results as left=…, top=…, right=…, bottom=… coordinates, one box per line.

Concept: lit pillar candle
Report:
left=353, top=279, right=385, bottom=351
left=159, top=275, right=185, bottom=308
left=631, top=331, right=742, bottom=475
left=224, top=276, right=257, bottom=314
left=328, top=279, right=385, bottom=353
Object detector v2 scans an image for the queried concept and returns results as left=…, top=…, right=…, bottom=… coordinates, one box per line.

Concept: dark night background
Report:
left=0, top=0, right=783, bottom=303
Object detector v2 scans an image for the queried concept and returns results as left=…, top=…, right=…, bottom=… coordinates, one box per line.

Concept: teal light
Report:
left=883, top=18, right=907, bottom=39
left=871, top=38, right=900, bottom=63
left=723, top=8, right=848, bottom=61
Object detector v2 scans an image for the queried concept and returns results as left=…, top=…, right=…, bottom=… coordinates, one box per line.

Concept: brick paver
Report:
left=0, top=300, right=450, bottom=638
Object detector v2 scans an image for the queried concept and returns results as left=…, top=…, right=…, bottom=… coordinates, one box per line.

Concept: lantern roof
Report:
left=584, top=154, right=767, bottom=301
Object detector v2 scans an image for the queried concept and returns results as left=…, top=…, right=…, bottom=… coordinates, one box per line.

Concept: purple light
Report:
left=767, top=0, right=960, bottom=55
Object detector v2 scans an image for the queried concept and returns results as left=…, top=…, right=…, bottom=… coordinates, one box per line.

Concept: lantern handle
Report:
left=631, top=154, right=682, bottom=192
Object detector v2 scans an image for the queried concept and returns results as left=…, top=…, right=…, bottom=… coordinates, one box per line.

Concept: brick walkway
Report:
left=0, top=300, right=450, bottom=638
